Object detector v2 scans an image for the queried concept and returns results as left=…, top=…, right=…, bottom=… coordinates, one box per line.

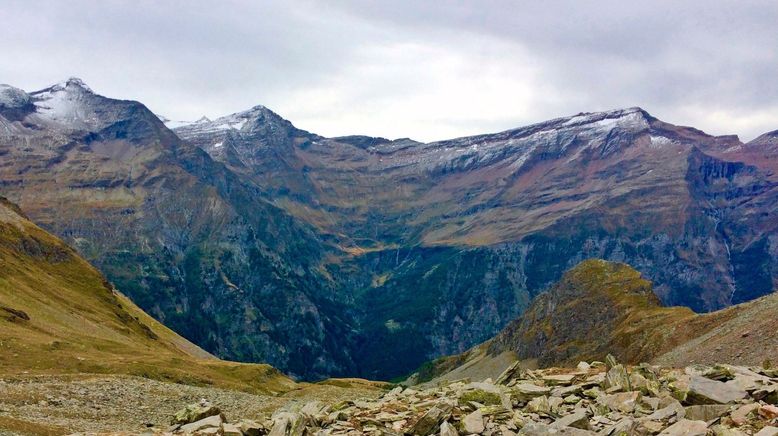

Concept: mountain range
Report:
left=1, top=78, right=776, bottom=380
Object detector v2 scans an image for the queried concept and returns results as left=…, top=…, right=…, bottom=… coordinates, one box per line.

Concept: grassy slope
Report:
left=654, top=290, right=778, bottom=367
left=411, top=259, right=777, bottom=384
left=0, top=198, right=295, bottom=394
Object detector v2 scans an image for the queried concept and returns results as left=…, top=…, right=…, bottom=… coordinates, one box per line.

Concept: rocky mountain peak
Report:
left=557, top=106, right=652, bottom=127
left=36, top=77, right=94, bottom=94
left=63, top=77, right=92, bottom=91
left=167, top=105, right=284, bottom=133
left=25, top=78, right=102, bottom=128
left=541, top=107, right=656, bottom=136
left=171, top=104, right=317, bottom=164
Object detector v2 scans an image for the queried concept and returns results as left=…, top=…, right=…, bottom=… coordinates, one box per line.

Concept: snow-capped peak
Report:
left=34, top=77, right=93, bottom=95
left=171, top=109, right=265, bottom=134
left=559, top=107, right=650, bottom=128
left=27, top=78, right=98, bottom=127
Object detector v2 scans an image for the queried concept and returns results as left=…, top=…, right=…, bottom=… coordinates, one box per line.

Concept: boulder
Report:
left=552, top=411, right=590, bottom=430
left=527, top=396, right=551, bottom=414
left=675, top=375, right=747, bottom=405
left=730, top=403, right=760, bottom=426
left=513, top=384, right=551, bottom=400
left=458, top=388, right=502, bottom=406
left=408, top=400, right=453, bottom=435
left=645, top=399, right=685, bottom=421
left=496, top=361, right=524, bottom=385
left=599, top=391, right=641, bottom=413
left=172, top=402, right=222, bottom=425
left=658, top=419, right=708, bottom=436
left=268, top=413, right=292, bottom=436
left=603, top=418, right=637, bottom=435
left=223, top=423, right=243, bottom=436
left=605, top=364, right=631, bottom=392
left=709, top=424, right=748, bottom=436
left=753, top=385, right=778, bottom=404
left=755, top=428, right=778, bottom=436
left=683, top=405, right=731, bottom=422
left=638, top=420, right=666, bottom=434
left=440, top=421, right=459, bottom=436
left=179, top=414, right=225, bottom=434
left=239, top=419, right=267, bottom=436
left=760, top=404, right=778, bottom=420
left=543, top=374, right=578, bottom=386
left=462, top=409, right=485, bottom=434
left=518, top=422, right=595, bottom=435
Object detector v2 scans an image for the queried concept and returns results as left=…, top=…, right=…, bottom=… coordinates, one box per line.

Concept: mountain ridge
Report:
left=2, top=78, right=777, bottom=380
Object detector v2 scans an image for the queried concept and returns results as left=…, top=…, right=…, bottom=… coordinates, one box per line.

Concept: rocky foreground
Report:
left=169, top=358, right=778, bottom=436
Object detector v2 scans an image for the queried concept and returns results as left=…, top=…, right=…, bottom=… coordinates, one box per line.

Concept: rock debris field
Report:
left=171, top=357, right=778, bottom=436
left=2, top=358, right=778, bottom=435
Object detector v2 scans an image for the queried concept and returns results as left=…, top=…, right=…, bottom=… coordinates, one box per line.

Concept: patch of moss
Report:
left=458, top=389, right=502, bottom=406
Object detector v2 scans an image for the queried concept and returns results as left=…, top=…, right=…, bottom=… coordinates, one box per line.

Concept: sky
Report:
left=1, top=0, right=777, bottom=142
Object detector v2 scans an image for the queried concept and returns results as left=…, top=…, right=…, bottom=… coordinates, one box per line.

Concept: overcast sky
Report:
left=2, top=0, right=777, bottom=142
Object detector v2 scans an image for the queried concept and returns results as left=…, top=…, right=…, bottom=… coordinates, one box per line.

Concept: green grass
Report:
left=0, top=203, right=296, bottom=394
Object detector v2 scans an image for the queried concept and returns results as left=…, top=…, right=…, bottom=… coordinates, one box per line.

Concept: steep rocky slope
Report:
left=410, top=260, right=777, bottom=385
left=0, top=80, right=356, bottom=380
left=0, top=196, right=295, bottom=393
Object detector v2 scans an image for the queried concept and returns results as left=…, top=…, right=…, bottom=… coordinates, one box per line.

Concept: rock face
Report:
left=3, top=78, right=778, bottom=379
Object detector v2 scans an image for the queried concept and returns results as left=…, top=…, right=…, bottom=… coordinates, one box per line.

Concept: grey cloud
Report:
left=1, top=0, right=776, bottom=141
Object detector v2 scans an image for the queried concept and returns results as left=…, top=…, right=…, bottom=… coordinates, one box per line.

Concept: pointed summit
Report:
left=61, top=77, right=92, bottom=92
left=33, top=77, right=94, bottom=95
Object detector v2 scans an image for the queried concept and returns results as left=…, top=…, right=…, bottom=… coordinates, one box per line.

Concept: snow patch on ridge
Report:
left=29, top=79, right=96, bottom=126
left=650, top=135, right=674, bottom=148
